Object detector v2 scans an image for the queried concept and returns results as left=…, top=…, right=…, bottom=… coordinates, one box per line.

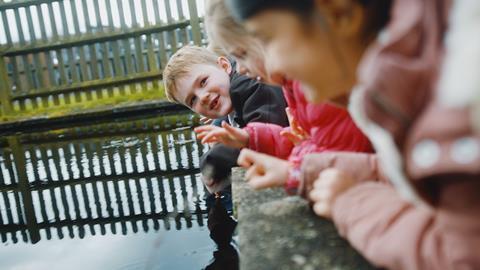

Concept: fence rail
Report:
left=0, top=0, right=206, bottom=118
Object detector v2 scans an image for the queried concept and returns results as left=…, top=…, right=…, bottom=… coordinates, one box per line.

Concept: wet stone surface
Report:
left=231, top=168, right=376, bottom=270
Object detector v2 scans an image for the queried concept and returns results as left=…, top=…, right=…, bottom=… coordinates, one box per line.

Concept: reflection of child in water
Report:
left=204, top=245, right=238, bottom=270
left=204, top=194, right=238, bottom=270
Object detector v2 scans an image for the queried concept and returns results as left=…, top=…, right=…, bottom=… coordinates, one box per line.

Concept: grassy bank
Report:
left=1, top=83, right=167, bottom=123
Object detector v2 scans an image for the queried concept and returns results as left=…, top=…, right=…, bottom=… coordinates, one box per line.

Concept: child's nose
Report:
left=265, top=54, right=286, bottom=85
left=200, top=92, right=210, bottom=105
left=268, top=69, right=286, bottom=85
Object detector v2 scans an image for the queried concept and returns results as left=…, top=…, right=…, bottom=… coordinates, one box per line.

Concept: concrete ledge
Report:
left=232, top=168, right=376, bottom=270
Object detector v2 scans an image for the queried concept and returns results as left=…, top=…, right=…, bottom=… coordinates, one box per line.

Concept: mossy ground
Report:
left=0, top=83, right=167, bottom=123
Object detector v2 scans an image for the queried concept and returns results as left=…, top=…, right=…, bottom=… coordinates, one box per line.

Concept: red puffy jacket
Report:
left=244, top=80, right=373, bottom=191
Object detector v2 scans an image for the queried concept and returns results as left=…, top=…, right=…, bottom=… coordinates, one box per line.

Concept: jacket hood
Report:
left=350, top=0, right=480, bottom=206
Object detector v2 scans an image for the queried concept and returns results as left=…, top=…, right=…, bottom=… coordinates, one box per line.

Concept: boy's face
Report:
left=245, top=8, right=363, bottom=103
left=175, top=57, right=233, bottom=119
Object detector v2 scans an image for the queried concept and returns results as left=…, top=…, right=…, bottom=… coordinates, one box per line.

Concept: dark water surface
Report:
left=0, top=113, right=220, bottom=270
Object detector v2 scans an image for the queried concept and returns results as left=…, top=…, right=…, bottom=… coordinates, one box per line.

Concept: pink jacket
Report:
left=313, top=0, right=480, bottom=269
left=298, top=152, right=389, bottom=198
left=244, top=80, right=373, bottom=191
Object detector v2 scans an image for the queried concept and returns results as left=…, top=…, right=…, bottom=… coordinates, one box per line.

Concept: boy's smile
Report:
left=209, top=95, right=220, bottom=110
left=175, top=58, right=234, bottom=119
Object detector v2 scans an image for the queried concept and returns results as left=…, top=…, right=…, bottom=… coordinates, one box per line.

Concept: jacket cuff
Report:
left=244, top=125, right=257, bottom=150
left=285, top=163, right=301, bottom=195
left=331, top=185, right=360, bottom=236
left=331, top=182, right=396, bottom=237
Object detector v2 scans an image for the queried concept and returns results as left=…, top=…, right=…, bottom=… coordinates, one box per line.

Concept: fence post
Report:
left=187, top=0, right=202, bottom=46
left=7, top=137, right=41, bottom=243
left=0, top=55, right=13, bottom=116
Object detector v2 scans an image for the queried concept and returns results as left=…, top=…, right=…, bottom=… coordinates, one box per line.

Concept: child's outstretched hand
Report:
left=237, top=149, right=289, bottom=189
left=308, top=168, right=357, bottom=219
left=194, top=121, right=249, bottom=149
left=200, top=116, right=213, bottom=125
left=280, top=107, right=309, bottom=145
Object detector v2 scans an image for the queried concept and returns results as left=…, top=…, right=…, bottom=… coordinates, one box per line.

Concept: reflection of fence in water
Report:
left=0, top=114, right=209, bottom=244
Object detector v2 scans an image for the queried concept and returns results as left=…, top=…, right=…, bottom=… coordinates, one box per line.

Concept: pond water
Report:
left=0, top=112, right=235, bottom=270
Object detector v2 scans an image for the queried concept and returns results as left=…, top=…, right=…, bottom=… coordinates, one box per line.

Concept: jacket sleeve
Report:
left=331, top=182, right=435, bottom=270
left=200, top=144, right=240, bottom=181
left=298, top=152, right=388, bottom=198
left=230, top=74, right=289, bottom=127
left=241, top=86, right=289, bottom=126
left=244, top=122, right=294, bottom=159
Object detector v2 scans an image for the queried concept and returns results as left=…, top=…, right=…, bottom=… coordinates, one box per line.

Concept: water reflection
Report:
left=0, top=112, right=221, bottom=269
left=204, top=195, right=239, bottom=270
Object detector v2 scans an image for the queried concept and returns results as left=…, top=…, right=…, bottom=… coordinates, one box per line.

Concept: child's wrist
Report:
left=243, top=134, right=249, bottom=148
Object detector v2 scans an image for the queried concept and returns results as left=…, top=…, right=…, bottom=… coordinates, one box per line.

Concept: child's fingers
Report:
left=315, top=168, right=342, bottom=187
left=193, top=126, right=209, bottom=132
left=195, top=131, right=210, bottom=140
left=286, top=107, right=299, bottom=130
left=280, top=130, right=301, bottom=144
left=221, top=121, right=244, bottom=139
left=202, top=135, right=221, bottom=144
left=309, top=188, right=327, bottom=202
left=248, top=175, right=275, bottom=190
left=245, top=164, right=261, bottom=181
left=237, top=149, right=261, bottom=168
left=196, top=128, right=225, bottom=141
left=284, top=108, right=309, bottom=139
left=201, top=130, right=227, bottom=144
left=244, top=164, right=264, bottom=186
left=221, top=120, right=231, bottom=129
left=291, top=121, right=308, bottom=138
left=312, top=169, right=356, bottom=209
left=285, top=107, right=293, bottom=123
left=297, top=123, right=307, bottom=133
left=312, top=201, right=330, bottom=217
left=281, top=132, right=298, bottom=144
left=294, top=125, right=308, bottom=138
left=202, top=136, right=220, bottom=144
left=194, top=125, right=217, bottom=133
left=286, top=107, right=292, bottom=115
left=200, top=117, right=213, bottom=124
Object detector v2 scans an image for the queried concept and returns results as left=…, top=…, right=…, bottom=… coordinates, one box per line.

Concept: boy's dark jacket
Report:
left=200, top=65, right=289, bottom=182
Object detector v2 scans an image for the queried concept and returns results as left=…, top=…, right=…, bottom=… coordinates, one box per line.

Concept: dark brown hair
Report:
left=227, top=0, right=392, bottom=39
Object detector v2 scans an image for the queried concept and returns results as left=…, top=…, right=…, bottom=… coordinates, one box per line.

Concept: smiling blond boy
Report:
left=163, top=45, right=288, bottom=193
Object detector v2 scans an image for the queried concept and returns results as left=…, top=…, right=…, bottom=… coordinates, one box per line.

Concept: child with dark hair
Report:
left=229, top=0, right=480, bottom=269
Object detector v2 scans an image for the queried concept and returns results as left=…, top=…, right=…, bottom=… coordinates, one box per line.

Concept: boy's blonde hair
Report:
left=163, top=45, right=219, bottom=103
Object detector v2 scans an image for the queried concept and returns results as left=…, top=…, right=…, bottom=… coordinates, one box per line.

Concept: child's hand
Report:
left=308, top=168, right=357, bottom=219
left=280, top=107, right=309, bottom=145
left=194, top=121, right=249, bottom=149
left=200, top=116, right=213, bottom=125
left=237, top=149, right=289, bottom=189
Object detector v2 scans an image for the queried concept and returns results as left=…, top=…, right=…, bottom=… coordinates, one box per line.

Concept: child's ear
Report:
left=217, top=56, right=233, bottom=74
left=314, top=0, right=365, bottom=39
